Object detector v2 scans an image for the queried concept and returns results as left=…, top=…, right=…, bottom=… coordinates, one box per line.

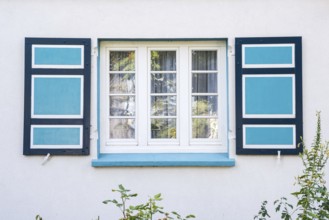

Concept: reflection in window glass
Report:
left=151, top=119, right=176, bottom=139
left=110, top=74, right=135, bottom=94
left=151, top=51, right=176, bottom=71
left=192, top=118, right=218, bottom=139
left=191, top=50, right=219, bottom=139
left=150, top=50, right=177, bottom=140
left=192, top=73, right=217, bottom=93
left=109, top=51, right=136, bottom=139
left=192, top=51, right=217, bottom=71
left=110, top=51, right=135, bottom=71
left=192, top=96, right=218, bottom=116
left=151, top=73, right=176, bottom=93
left=151, top=96, right=176, bottom=116
left=110, top=96, right=135, bottom=116
left=110, top=119, right=135, bottom=139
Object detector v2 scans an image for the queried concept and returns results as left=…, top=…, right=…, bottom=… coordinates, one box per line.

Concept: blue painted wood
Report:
left=92, top=153, right=235, bottom=167
left=24, top=38, right=91, bottom=155
left=245, top=127, right=293, bottom=145
left=245, top=76, right=293, bottom=115
left=34, top=47, right=82, bottom=65
left=235, top=37, right=303, bottom=155
left=33, top=77, right=81, bottom=116
left=245, top=46, right=293, bottom=65
left=33, top=127, right=81, bottom=145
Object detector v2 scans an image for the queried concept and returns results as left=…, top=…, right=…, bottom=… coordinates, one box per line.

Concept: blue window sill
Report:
left=91, top=153, right=235, bottom=167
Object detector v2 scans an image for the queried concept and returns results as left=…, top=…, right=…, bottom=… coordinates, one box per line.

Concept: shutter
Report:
left=23, top=38, right=91, bottom=155
left=235, top=37, right=302, bottom=155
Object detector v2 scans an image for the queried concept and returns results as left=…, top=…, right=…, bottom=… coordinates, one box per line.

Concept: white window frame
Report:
left=100, top=41, right=227, bottom=154
left=148, top=47, right=180, bottom=146
left=104, top=48, right=138, bottom=147
left=189, top=47, right=225, bottom=147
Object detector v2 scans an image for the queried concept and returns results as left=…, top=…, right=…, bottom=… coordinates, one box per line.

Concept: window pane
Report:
left=110, top=119, right=135, bottom=139
left=192, top=73, right=217, bottom=93
left=151, top=119, right=176, bottom=139
left=110, top=96, right=135, bottom=116
left=151, top=73, right=176, bottom=93
left=151, top=51, right=176, bottom=71
left=192, top=118, right=218, bottom=139
left=110, top=51, right=135, bottom=71
left=192, top=51, right=217, bottom=71
left=110, top=74, right=135, bottom=94
left=192, top=96, right=218, bottom=116
left=151, top=96, right=176, bottom=116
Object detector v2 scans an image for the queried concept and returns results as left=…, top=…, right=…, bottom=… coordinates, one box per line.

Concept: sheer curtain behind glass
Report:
left=191, top=50, right=219, bottom=139
left=150, top=51, right=177, bottom=139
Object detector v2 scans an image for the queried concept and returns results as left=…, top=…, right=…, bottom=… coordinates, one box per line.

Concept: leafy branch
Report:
left=103, top=184, right=195, bottom=220
left=254, top=112, right=329, bottom=220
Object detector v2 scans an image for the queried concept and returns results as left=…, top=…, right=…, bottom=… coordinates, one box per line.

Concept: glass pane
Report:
left=110, top=51, right=135, bottom=71
left=151, top=119, right=176, bottom=139
left=151, top=73, right=176, bottom=93
left=110, top=74, right=135, bottom=94
left=151, top=96, right=176, bottom=116
left=192, top=73, right=217, bottom=93
left=192, top=51, right=217, bottom=71
left=151, top=51, right=176, bottom=71
left=192, top=118, right=218, bottom=139
left=110, top=96, right=135, bottom=116
left=192, top=96, right=218, bottom=116
left=110, top=119, right=135, bottom=139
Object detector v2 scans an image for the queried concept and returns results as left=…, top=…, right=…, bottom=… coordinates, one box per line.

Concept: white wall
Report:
left=1, top=0, right=329, bottom=219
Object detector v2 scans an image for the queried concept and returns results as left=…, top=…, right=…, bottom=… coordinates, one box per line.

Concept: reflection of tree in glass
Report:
left=151, top=51, right=176, bottom=71
left=151, top=96, right=176, bottom=116
left=151, top=74, right=176, bottom=93
left=110, top=96, right=135, bottom=116
left=110, top=74, right=135, bottom=94
left=192, top=118, right=217, bottom=139
left=192, top=96, right=217, bottom=116
left=110, top=119, right=135, bottom=139
left=151, top=119, right=176, bottom=139
left=192, top=99, right=210, bottom=116
left=151, top=51, right=161, bottom=71
left=110, top=51, right=135, bottom=71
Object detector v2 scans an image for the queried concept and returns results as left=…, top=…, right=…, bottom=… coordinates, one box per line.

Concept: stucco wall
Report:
left=1, top=0, right=329, bottom=219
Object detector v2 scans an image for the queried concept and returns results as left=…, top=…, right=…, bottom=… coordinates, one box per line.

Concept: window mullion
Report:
left=138, top=46, right=148, bottom=146
left=179, top=46, right=190, bottom=146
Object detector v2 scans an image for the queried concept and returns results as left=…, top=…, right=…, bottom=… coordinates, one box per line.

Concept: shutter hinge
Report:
left=92, top=47, right=98, bottom=57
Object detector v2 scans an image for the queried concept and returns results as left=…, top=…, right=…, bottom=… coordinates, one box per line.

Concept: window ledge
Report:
left=91, top=153, right=235, bottom=167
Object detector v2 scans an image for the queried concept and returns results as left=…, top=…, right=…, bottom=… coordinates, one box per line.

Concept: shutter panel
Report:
left=23, top=38, right=91, bottom=155
left=235, top=37, right=302, bottom=155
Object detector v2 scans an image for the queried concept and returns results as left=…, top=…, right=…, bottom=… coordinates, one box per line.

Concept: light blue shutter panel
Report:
left=235, top=37, right=302, bottom=155
left=24, top=38, right=91, bottom=155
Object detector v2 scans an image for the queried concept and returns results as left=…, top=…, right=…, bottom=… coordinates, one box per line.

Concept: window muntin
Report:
left=100, top=41, right=227, bottom=153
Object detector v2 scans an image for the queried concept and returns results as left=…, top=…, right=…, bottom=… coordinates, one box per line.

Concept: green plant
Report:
left=103, top=184, right=195, bottom=220
left=254, top=112, right=329, bottom=220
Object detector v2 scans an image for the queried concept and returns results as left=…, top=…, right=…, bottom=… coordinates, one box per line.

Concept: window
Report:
left=99, top=41, right=228, bottom=154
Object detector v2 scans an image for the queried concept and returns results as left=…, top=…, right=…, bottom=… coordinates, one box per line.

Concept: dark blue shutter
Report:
left=235, top=37, right=302, bottom=155
left=23, top=38, right=91, bottom=155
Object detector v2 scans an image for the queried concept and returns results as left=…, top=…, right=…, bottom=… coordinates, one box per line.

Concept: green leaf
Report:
left=118, top=184, right=125, bottom=191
